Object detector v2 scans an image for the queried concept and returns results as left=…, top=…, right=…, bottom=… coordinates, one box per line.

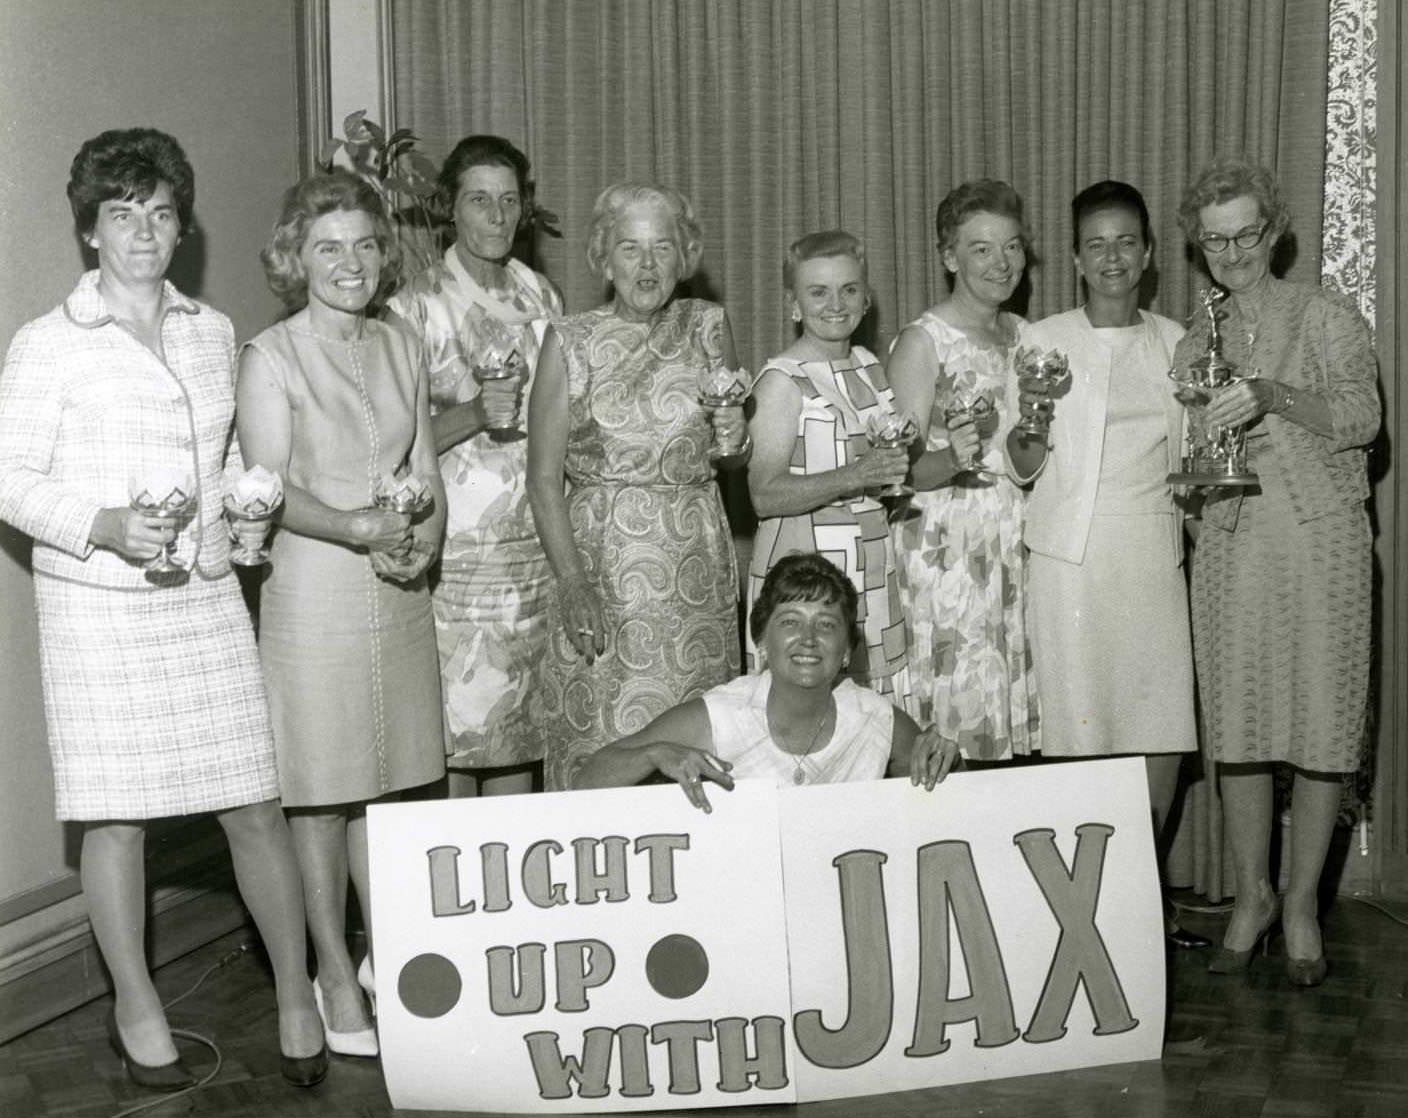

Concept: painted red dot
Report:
left=397, top=953, right=462, bottom=1018
left=645, top=934, right=709, bottom=999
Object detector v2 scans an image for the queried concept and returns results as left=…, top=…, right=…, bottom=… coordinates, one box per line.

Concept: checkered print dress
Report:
left=0, top=274, right=277, bottom=820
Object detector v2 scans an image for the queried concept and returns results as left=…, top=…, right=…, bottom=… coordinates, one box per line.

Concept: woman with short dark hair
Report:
left=0, top=128, right=325, bottom=1089
left=238, top=168, right=447, bottom=1054
left=574, top=553, right=959, bottom=808
left=387, top=135, right=563, bottom=800
left=1006, top=180, right=1202, bottom=948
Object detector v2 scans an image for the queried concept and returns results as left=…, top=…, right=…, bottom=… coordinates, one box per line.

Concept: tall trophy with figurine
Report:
left=1167, top=287, right=1259, bottom=488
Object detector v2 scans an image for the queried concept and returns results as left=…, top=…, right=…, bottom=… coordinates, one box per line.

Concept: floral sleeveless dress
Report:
left=389, top=250, right=562, bottom=768
left=532, top=299, right=740, bottom=789
left=893, top=311, right=1038, bottom=761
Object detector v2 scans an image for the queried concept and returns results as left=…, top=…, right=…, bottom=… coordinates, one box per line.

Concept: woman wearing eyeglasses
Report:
left=1172, top=158, right=1378, bottom=987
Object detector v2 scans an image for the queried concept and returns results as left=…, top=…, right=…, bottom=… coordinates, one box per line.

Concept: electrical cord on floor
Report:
left=106, top=942, right=250, bottom=1118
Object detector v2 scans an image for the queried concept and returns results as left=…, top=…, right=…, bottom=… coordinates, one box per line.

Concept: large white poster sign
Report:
left=367, top=782, right=796, bottom=1113
left=780, top=757, right=1165, bottom=1101
left=369, top=758, right=1164, bottom=1113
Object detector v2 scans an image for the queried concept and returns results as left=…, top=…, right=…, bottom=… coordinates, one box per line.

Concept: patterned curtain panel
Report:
left=389, top=0, right=1331, bottom=372
left=1322, top=0, right=1378, bottom=328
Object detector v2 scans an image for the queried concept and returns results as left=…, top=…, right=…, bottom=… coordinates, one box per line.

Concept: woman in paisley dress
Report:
left=888, top=179, right=1038, bottom=762
left=747, top=230, right=952, bottom=702
left=526, top=182, right=748, bottom=790
left=239, top=170, right=446, bottom=1056
left=388, top=136, right=562, bottom=797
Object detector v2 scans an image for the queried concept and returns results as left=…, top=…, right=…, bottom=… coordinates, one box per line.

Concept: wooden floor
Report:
left=4, top=895, right=1408, bottom=1118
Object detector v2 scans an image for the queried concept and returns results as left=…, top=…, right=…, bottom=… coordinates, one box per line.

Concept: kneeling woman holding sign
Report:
left=574, top=553, right=958, bottom=809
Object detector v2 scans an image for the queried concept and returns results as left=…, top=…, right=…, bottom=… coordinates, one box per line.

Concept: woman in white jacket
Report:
left=1006, top=181, right=1204, bottom=947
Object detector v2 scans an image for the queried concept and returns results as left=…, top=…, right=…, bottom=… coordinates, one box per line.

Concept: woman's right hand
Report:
left=90, top=506, right=178, bottom=561
left=944, top=413, right=983, bottom=466
left=645, top=742, right=735, bottom=812
left=342, top=508, right=412, bottom=553
left=559, top=575, right=607, bottom=663
left=849, top=444, right=910, bottom=491
left=476, top=374, right=521, bottom=429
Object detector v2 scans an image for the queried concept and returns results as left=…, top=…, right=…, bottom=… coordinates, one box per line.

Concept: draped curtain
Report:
left=391, top=0, right=1330, bottom=373
left=389, top=0, right=1350, bottom=899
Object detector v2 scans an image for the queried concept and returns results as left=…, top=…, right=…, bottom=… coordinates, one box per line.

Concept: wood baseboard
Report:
left=0, top=857, right=251, bottom=1044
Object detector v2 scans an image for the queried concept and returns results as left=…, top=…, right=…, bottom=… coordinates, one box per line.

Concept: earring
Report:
left=790, top=308, right=801, bottom=323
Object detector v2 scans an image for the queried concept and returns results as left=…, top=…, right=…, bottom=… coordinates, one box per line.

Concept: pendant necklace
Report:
left=773, top=698, right=833, bottom=786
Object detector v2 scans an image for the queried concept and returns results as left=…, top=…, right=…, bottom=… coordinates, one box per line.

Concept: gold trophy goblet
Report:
left=696, top=364, right=751, bottom=459
left=1013, top=345, right=1072, bottom=435
left=128, top=469, right=197, bottom=575
left=864, top=411, right=919, bottom=497
left=1167, top=287, right=1259, bottom=488
left=942, top=389, right=996, bottom=474
left=472, top=348, right=527, bottom=443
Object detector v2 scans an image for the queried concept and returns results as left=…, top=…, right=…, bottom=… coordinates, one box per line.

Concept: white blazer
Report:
left=1005, top=307, right=1186, bottom=566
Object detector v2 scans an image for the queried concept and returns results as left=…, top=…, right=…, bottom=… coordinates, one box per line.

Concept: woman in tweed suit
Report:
left=0, top=131, right=325, bottom=1086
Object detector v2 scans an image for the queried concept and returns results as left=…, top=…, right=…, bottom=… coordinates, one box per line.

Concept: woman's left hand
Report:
left=1202, top=378, right=1280, bottom=429
left=370, top=536, right=436, bottom=583
left=1016, top=372, right=1059, bottom=432
left=910, top=726, right=960, bottom=790
left=706, top=404, right=748, bottom=455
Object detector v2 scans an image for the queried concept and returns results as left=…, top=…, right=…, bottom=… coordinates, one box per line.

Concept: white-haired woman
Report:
left=526, top=182, right=748, bottom=789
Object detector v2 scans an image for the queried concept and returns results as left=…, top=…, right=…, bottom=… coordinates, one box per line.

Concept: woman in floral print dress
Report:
left=888, top=179, right=1038, bottom=762
left=389, top=136, right=562, bottom=796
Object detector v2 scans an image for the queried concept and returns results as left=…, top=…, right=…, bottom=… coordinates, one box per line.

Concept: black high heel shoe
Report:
left=105, top=1008, right=196, bottom=1091
left=1207, top=897, right=1281, bottom=975
left=281, top=1043, right=330, bottom=1087
left=1166, top=924, right=1213, bottom=950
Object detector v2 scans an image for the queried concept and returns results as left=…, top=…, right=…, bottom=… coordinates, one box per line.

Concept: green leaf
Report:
left=363, top=117, right=387, bottom=147
left=388, top=127, right=417, bottom=146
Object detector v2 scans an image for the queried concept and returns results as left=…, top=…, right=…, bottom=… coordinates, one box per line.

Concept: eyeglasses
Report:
left=1196, top=223, right=1270, bottom=254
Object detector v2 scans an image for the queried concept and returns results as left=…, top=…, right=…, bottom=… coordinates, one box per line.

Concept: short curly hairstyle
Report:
left=1176, top=157, right=1290, bottom=245
left=437, top=134, right=531, bottom=216
left=782, top=229, right=868, bottom=291
left=585, top=182, right=703, bottom=281
left=259, top=169, right=400, bottom=308
left=748, top=552, right=859, bottom=646
left=934, top=178, right=1031, bottom=258
left=67, top=128, right=195, bottom=238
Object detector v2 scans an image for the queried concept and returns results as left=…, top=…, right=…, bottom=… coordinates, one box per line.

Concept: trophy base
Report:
left=1167, top=469, right=1260, bottom=488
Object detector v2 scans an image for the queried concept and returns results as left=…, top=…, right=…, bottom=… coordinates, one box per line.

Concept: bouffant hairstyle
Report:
left=259, top=169, right=400, bottom=308
left=585, top=182, right=703, bottom=281
left=934, top=178, right=1031, bottom=258
left=749, top=552, right=859, bottom=646
left=782, top=229, right=868, bottom=291
left=67, top=128, right=195, bottom=238
left=437, top=134, right=531, bottom=215
left=1071, top=180, right=1151, bottom=252
left=1176, top=157, right=1290, bottom=245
